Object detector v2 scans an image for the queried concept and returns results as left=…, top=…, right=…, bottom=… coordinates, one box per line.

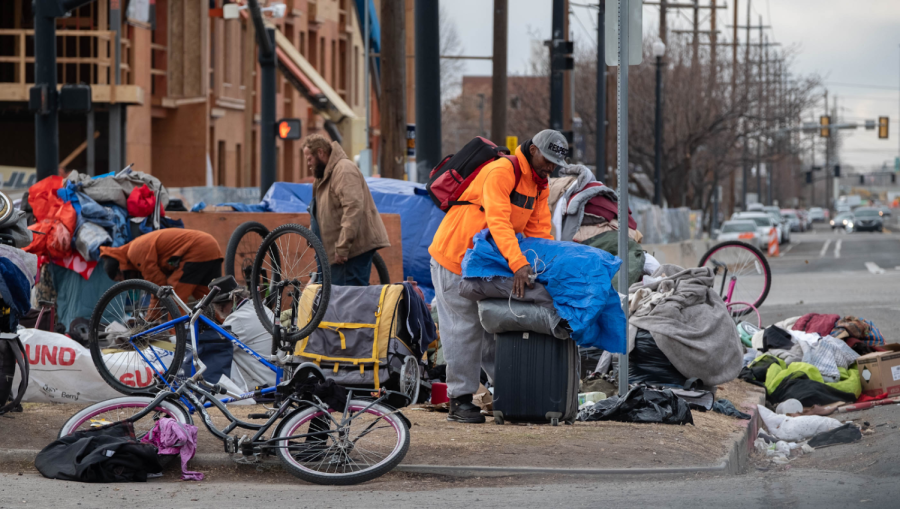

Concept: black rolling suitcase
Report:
left=492, top=331, right=579, bottom=426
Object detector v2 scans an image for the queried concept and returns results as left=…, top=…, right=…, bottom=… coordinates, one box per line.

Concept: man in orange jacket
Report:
left=429, top=129, right=568, bottom=423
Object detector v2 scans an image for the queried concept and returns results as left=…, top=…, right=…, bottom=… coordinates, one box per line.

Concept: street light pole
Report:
left=652, top=41, right=666, bottom=206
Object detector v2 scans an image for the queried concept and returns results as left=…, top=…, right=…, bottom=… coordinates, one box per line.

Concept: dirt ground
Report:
left=0, top=380, right=762, bottom=473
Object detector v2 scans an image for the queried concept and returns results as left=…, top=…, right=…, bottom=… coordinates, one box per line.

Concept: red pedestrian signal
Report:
left=276, top=118, right=301, bottom=140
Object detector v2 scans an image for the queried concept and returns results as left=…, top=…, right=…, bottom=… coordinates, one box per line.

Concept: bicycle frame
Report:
left=124, top=288, right=284, bottom=406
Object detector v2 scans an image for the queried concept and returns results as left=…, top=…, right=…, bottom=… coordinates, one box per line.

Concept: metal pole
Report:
left=109, top=0, right=122, bottom=173
left=415, top=0, right=441, bottom=182
left=86, top=110, right=95, bottom=176
left=491, top=0, right=508, bottom=145
left=596, top=0, right=606, bottom=181
left=550, top=0, right=565, bottom=130
left=616, top=0, right=630, bottom=397
left=33, top=2, right=58, bottom=181
left=478, top=94, right=486, bottom=137
left=364, top=0, right=370, bottom=152
left=259, top=28, right=277, bottom=198
left=654, top=55, right=663, bottom=205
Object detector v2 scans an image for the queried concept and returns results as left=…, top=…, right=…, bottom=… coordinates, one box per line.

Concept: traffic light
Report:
left=806, top=171, right=812, bottom=184
left=859, top=175, right=865, bottom=185
left=879, top=116, right=889, bottom=139
left=892, top=173, right=897, bottom=184
left=834, top=165, right=840, bottom=178
left=820, top=115, right=831, bottom=138
left=276, top=118, right=301, bottom=140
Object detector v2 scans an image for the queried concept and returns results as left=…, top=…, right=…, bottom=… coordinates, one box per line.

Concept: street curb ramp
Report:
left=0, top=391, right=766, bottom=478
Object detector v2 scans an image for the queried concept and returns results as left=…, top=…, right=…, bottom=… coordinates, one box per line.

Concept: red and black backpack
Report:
left=426, top=137, right=522, bottom=212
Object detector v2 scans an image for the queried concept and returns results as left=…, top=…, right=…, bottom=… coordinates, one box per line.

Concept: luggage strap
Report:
left=0, top=333, right=29, bottom=416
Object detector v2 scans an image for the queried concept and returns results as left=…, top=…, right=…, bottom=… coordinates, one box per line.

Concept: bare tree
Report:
left=439, top=4, right=464, bottom=101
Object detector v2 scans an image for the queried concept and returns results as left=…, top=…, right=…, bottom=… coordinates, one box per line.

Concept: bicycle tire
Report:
left=250, top=224, right=331, bottom=343
left=59, top=396, right=191, bottom=469
left=225, top=221, right=270, bottom=288
left=370, top=251, right=390, bottom=285
left=273, top=400, right=409, bottom=485
left=699, top=240, right=772, bottom=313
left=89, top=280, right=187, bottom=395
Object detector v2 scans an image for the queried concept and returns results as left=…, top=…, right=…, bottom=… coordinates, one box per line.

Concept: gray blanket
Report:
left=627, top=264, right=743, bottom=386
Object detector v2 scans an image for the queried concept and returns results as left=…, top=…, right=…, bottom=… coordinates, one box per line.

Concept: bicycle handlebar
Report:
left=195, top=285, right=221, bottom=313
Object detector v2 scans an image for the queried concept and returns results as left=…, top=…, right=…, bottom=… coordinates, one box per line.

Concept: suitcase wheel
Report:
left=550, top=417, right=559, bottom=427
left=493, top=413, right=505, bottom=425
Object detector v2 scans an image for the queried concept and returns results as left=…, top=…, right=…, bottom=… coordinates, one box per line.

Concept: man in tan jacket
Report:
left=302, top=135, right=390, bottom=286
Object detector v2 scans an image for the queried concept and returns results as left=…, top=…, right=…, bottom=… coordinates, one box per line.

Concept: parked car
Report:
left=732, top=212, right=780, bottom=245
left=830, top=212, right=854, bottom=230
left=809, top=207, right=826, bottom=223
left=715, top=220, right=765, bottom=250
left=850, top=207, right=883, bottom=233
left=763, top=206, right=791, bottom=243
left=780, top=209, right=803, bottom=232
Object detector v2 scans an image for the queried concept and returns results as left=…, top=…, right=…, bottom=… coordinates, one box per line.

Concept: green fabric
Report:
left=765, top=361, right=861, bottom=398
left=581, top=231, right=645, bottom=292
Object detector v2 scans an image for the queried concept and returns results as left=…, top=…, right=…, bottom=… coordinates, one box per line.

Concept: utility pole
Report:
left=709, top=0, right=717, bottom=94
left=756, top=17, right=763, bottom=204
left=380, top=0, right=407, bottom=180
left=247, top=0, right=276, bottom=199
left=743, top=0, right=751, bottom=209
left=659, top=0, right=667, bottom=45
left=491, top=0, right=508, bottom=146
left=549, top=0, right=565, bottom=131
left=728, top=0, right=737, bottom=215
left=596, top=0, right=606, bottom=181
left=415, top=0, right=441, bottom=182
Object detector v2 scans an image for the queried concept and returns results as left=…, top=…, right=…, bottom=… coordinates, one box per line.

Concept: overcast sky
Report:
left=440, top=0, right=900, bottom=171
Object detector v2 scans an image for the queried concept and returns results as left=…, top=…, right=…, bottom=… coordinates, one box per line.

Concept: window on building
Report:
left=308, top=31, right=318, bottom=69
left=300, top=31, right=306, bottom=56
left=319, top=37, right=325, bottom=78
left=236, top=143, right=242, bottom=185
left=331, top=40, right=336, bottom=86
left=354, top=46, right=359, bottom=106
left=338, top=39, right=347, bottom=101
left=217, top=140, right=227, bottom=186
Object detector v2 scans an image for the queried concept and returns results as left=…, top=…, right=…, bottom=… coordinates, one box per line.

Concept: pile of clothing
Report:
left=20, top=170, right=183, bottom=336
left=739, top=313, right=881, bottom=408
left=625, top=264, right=745, bottom=387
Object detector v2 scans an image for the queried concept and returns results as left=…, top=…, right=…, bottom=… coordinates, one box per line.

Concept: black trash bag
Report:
left=628, top=329, right=688, bottom=387
left=807, top=423, right=862, bottom=448
left=577, top=386, right=694, bottom=425
left=762, top=326, right=794, bottom=351
left=768, top=373, right=857, bottom=407
left=738, top=354, right=781, bottom=388
left=35, top=421, right=162, bottom=482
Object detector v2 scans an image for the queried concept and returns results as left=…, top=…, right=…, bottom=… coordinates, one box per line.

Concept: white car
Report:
left=763, top=206, right=791, bottom=243
left=809, top=207, right=826, bottom=223
left=715, top=220, right=765, bottom=250
left=732, top=212, right=780, bottom=246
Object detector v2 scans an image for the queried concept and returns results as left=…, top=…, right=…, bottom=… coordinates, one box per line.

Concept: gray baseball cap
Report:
left=532, top=129, right=569, bottom=167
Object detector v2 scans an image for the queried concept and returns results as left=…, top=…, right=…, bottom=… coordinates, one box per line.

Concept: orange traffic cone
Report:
left=768, top=227, right=780, bottom=257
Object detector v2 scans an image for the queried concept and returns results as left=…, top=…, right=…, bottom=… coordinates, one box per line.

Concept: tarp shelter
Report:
left=259, top=180, right=443, bottom=301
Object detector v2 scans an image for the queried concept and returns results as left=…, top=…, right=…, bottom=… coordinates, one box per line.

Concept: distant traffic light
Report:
left=859, top=175, right=865, bottom=185
left=834, top=165, right=840, bottom=178
left=806, top=171, right=813, bottom=184
left=878, top=116, right=889, bottom=139
left=820, top=115, right=831, bottom=138
left=277, top=118, right=301, bottom=140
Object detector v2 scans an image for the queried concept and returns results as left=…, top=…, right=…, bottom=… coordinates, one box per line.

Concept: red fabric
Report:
left=531, top=169, right=549, bottom=190
left=792, top=313, right=841, bottom=336
left=24, top=177, right=77, bottom=258
left=50, top=252, right=97, bottom=280
left=582, top=193, right=637, bottom=230
left=127, top=184, right=156, bottom=217
left=857, top=392, right=890, bottom=403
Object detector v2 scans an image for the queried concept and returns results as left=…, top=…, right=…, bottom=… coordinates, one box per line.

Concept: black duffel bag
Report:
left=628, top=328, right=688, bottom=387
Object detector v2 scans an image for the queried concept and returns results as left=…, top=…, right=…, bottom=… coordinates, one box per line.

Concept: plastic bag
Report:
left=577, top=386, right=693, bottom=425
left=757, top=404, right=841, bottom=442
left=127, top=184, right=156, bottom=218
left=628, top=328, right=688, bottom=387
left=74, top=222, right=112, bottom=261
left=477, top=299, right=569, bottom=339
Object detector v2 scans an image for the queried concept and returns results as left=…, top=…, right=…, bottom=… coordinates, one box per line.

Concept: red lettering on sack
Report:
left=41, top=345, right=58, bottom=365
left=134, top=367, right=153, bottom=387
left=58, top=347, right=76, bottom=366
left=120, top=372, right=136, bottom=387
left=25, top=344, right=40, bottom=365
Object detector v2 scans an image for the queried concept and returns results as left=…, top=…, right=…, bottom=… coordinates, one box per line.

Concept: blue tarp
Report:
left=461, top=230, right=627, bottom=353
left=257, top=180, right=443, bottom=301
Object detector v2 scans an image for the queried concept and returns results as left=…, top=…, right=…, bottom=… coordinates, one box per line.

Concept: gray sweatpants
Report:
left=430, top=258, right=495, bottom=398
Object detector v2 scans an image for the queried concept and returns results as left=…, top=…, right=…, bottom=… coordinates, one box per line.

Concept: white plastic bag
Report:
left=757, top=404, right=842, bottom=442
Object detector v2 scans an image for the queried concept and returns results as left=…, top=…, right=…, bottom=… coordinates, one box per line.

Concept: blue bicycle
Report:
left=62, top=276, right=411, bottom=485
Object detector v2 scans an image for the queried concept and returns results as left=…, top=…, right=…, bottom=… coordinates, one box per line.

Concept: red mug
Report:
left=430, top=382, right=448, bottom=404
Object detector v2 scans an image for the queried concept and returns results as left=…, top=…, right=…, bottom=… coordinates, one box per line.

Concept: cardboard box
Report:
left=858, top=344, right=900, bottom=397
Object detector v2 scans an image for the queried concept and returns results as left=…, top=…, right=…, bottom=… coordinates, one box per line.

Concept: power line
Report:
left=826, top=81, right=898, bottom=91
left=570, top=8, right=599, bottom=50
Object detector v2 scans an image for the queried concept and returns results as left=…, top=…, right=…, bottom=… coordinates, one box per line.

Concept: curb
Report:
left=3, top=391, right=766, bottom=478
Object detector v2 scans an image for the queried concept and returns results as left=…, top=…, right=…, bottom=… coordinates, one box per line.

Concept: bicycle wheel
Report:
left=250, top=224, right=331, bottom=343
left=225, top=221, right=271, bottom=289
left=273, top=400, right=409, bottom=485
left=59, top=396, right=192, bottom=438
left=369, top=251, right=390, bottom=285
left=398, top=356, right=420, bottom=407
left=89, top=280, right=187, bottom=395
left=699, top=240, right=772, bottom=315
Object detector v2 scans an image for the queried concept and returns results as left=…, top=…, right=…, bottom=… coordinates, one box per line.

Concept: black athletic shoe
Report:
left=447, top=396, right=486, bottom=423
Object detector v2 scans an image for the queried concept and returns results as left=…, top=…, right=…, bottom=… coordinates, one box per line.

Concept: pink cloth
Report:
left=141, top=417, right=204, bottom=481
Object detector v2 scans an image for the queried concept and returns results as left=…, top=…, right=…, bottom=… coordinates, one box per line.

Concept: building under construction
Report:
left=0, top=0, right=377, bottom=193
